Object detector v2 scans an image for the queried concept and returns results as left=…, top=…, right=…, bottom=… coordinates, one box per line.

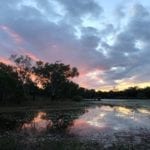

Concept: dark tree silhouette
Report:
left=33, top=61, right=79, bottom=100
left=0, top=62, right=24, bottom=104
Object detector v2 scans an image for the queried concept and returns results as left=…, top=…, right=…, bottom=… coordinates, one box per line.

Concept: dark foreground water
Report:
left=0, top=101, right=150, bottom=150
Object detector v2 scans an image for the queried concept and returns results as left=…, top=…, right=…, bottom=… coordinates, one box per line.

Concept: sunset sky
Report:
left=0, top=0, right=150, bottom=91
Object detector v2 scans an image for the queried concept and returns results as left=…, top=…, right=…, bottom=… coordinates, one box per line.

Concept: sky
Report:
left=0, top=0, right=150, bottom=91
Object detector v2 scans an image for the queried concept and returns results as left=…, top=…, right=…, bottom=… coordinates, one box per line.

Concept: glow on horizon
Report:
left=97, top=82, right=150, bottom=92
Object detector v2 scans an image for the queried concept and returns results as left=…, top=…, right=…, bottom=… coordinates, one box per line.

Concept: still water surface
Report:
left=19, top=106, right=150, bottom=137
left=0, top=103, right=150, bottom=147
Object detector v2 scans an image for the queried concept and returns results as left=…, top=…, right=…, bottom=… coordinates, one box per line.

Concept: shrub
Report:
left=0, top=137, right=17, bottom=150
left=72, top=95, right=83, bottom=102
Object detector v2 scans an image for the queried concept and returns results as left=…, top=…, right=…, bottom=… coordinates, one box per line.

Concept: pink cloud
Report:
left=0, top=56, right=13, bottom=65
left=0, top=25, right=24, bottom=44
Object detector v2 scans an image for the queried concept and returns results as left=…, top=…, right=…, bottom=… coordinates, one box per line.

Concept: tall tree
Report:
left=0, top=62, right=24, bottom=104
left=10, top=55, right=32, bottom=84
left=10, top=55, right=37, bottom=99
left=33, top=61, right=79, bottom=100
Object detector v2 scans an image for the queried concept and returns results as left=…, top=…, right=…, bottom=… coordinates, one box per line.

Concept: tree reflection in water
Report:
left=0, top=105, right=150, bottom=149
left=22, top=112, right=53, bottom=133
left=21, top=110, right=83, bottom=134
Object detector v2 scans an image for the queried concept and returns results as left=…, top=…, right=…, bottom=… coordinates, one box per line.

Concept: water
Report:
left=68, top=106, right=150, bottom=139
left=0, top=101, right=150, bottom=149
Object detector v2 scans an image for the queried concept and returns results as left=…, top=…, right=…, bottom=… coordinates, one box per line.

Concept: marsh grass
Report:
left=0, top=136, right=148, bottom=150
left=0, top=136, right=17, bottom=150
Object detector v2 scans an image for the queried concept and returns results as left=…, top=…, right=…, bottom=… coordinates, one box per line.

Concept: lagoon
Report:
left=0, top=100, right=150, bottom=150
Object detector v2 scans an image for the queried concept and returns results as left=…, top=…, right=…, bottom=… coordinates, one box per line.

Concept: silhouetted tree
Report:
left=0, top=62, right=24, bottom=104
left=10, top=55, right=37, bottom=99
left=33, top=61, right=79, bottom=100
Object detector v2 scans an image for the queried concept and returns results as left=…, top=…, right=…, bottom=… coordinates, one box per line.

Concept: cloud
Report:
left=57, top=0, right=103, bottom=24
left=0, top=1, right=150, bottom=90
left=0, top=25, right=24, bottom=44
left=98, top=3, right=150, bottom=89
left=114, top=5, right=125, bottom=19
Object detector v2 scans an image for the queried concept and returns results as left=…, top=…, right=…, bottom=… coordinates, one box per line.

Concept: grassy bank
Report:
left=0, top=101, right=94, bottom=113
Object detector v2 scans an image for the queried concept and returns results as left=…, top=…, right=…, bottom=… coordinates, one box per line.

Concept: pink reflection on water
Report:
left=22, top=112, right=53, bottom=133
left=68, top=119, right=109, bottom=137
left=68, top=106, right=150, bottom=138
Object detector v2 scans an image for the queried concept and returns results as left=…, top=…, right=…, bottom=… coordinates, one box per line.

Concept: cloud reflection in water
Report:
left=68, top=106, right=150, bottom=138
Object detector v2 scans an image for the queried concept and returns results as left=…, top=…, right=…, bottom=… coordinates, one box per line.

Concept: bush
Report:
left=0, top=137, right=17, bottom=150
left=72, top=95, right=83, bottom=102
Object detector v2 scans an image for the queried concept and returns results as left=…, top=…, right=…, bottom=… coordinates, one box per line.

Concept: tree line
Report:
left=0, top=55, right=97, bottom=104
left=97, top=87, right=150, bottom=99
left=0, top=55, right=150, bottom=104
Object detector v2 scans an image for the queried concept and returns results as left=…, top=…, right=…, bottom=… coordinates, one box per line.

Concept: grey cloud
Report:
left=80, top=35, right=100, bottom=49
left=97, top=3, right=150, bottom=87
left=114, top=4, right=125, bottom=19
left=101, top=24, right=114, bottom=35
left=132, top=3, right=149, bottom=18
left=57, top=0, right=103, bottom=24
left=81, top=27, right=99, bottom=36
left=112, top=32, right=137, bottom=53
left=58, top=0, right=102, bottom=17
